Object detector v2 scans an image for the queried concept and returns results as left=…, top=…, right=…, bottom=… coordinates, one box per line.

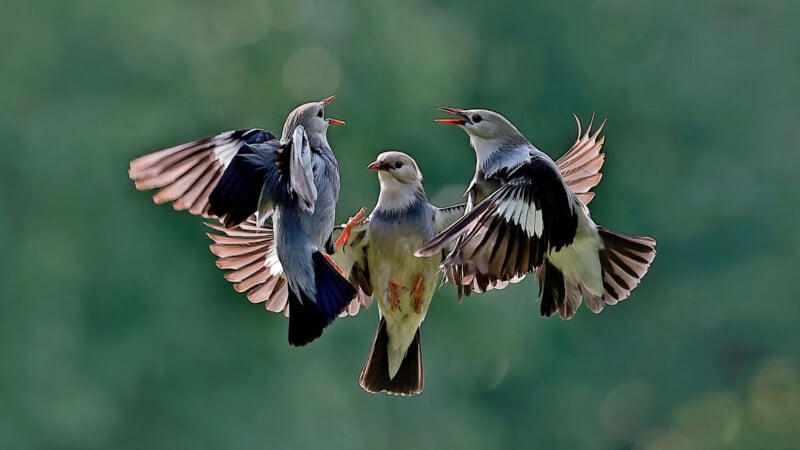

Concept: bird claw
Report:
left=388, top=279, right=408, bottom=311
left=335, top=207, right=367, bottom=251
left=411, top=276, right=425, bottom=314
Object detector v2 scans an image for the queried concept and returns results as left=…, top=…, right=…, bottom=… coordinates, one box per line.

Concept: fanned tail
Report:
left=359, top=319, right=423, bottom=396
left=537, top=227, right=656, bottom=319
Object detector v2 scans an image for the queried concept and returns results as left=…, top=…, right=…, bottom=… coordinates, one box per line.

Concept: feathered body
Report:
left=129, top=97, right=356, bottom=345
left=417, top=108, right=656, bottom=318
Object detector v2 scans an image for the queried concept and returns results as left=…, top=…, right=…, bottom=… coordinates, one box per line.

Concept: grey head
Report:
left=435, top=107, right=530, bottom=161
left=367, top=151, right=427, bottom=212
left=281, top=95, right=346, bottom=148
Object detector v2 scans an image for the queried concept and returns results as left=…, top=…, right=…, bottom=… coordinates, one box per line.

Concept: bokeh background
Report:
left=2, top=0, right=799, bottom=448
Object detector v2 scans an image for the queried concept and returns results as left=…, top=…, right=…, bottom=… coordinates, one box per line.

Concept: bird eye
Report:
left=472, top=115, right=482, bottom=123
left=395, top=161, right=404, bottom=169
left=317, top=109, right=324, bottom=118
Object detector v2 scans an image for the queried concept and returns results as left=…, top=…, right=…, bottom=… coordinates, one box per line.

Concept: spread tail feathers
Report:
left=359, top=319, right=423, bottom=396
left=287, top=252, right=357, bottom=346
left=537, top=227, right=656, bottom=319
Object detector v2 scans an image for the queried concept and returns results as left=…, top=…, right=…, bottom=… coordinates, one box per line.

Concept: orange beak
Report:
left=321, top=95, right=337, bottom=105
left=367, top=160, right=385, bottom=171
left=328, top=118, right=346, bottom=125
left=435, top=106, right=467, bottom=125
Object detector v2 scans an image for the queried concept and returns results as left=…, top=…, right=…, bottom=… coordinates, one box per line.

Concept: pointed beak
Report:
left=327, top=118, right=346, bottom=125
left=435, top=106, right=467, bottom=125
left=367, top=160, right=385, bottom=171
left=320, top=95, right=337, bottom=105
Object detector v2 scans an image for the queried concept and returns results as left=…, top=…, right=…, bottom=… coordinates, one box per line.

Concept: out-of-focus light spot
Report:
left=748, top=358, right=800, bottom=434
left=270, top=0, right=316, bottom=31
left=600, top=379, right=654, bottom=439
left=282, top=47, right=341, bottom=102
left=211, top=0, right=272, bottom=47
left=673, top=390, right=742, bottom=446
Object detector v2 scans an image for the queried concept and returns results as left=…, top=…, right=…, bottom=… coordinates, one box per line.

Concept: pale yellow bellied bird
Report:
left=416, top=108, right=656, bottom=319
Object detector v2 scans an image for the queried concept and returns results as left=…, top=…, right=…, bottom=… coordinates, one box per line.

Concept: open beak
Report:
left=320, top=95, right=337, bottom=105
left=327, top=118, right=346, bottom=125
left=435, top=106, right=467, bottom=125
left=367, top=160, right=386, bottom=171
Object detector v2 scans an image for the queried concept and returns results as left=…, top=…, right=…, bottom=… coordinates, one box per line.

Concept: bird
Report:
left=128, top=96, right=359, bottom=346
left=336, top=151, right=470, bottom=395
left=416, top=108, right=656, bottom=319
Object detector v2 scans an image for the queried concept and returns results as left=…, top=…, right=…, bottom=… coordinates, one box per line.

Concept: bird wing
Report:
left=554, top=114, right=606, bottom=206
left=433, top=203, right=467, bottom=233
left=129, top=128, right=293, bottom=227
left=417, top=156, right=578, bottom=292
left=288, top=125, right=318, bottom=213
left=205, top=217, right=370, bottom=317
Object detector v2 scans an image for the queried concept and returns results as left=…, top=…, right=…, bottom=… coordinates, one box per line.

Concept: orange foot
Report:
left=335, top=207, right=367, bottom=251
left=411, top=276, right=425, bottom=314
left=388, top=279, right=407, bottom=311
left=323, top=253, right=345, bottom=276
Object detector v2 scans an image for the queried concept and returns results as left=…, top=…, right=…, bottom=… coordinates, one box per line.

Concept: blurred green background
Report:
left=2, top=0, right=799, bottom=448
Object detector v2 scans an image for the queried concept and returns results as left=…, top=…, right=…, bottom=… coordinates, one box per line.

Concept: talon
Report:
left=388, top=279, right=408, bottom=311
left=411, top=276, right=425, bottom=314
left=335, top=207, right=367, bottom=251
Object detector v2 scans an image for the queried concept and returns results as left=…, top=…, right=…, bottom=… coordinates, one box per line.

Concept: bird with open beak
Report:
left=128, top=96, right=360, bottom=346
left=416, top=107, right=656, bottom=319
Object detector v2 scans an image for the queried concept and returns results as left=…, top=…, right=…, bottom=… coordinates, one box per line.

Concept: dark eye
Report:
left=395, top=161, right=404, bottom=169
left=472, top=115, right=482, bottom=123
left=317, top=109, right=323, bottom=118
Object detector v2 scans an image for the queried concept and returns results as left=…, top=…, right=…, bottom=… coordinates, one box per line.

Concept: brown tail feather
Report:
left=597, top=226, right=656, bottom=304
left=536, top=227, right=656, bottom=319
left=359, top=319, right=423, bottom=396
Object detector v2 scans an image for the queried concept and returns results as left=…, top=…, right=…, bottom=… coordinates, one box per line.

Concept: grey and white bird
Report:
left=335, top=151, right=466, bottom=395
left=128, top=96, right=358, bottom=346
left=416, top=108, right=656, bottom=319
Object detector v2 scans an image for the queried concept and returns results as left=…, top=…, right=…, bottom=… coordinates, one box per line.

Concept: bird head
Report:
left=435, top=107, right=521, bottom=140
left=435, top=107, right=528, bottom=161
left=281, top=95, right=345, bottom=144
left=368, top=151, right=426, bottom=211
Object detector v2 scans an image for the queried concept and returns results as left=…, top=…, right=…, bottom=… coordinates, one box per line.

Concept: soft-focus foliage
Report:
left=2, top=0, right=798, bottom=448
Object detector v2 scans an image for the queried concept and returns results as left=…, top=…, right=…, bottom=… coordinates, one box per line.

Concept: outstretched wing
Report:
left=433, top=203, right=467, bottom=234
left=418, top=156, right=578, bottom=292
left=129, top=128, right=290, bottom=227
left=555, top=114, right=606, bottom=206
left=205, top=218, right=370, bottom=317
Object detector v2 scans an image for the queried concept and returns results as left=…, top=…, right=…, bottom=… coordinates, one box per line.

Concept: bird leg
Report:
left=410, top=276, right=425, bottom=314
left=388, top=279, right=407, bottom=311
left=335, top=207, right=367, bottom=251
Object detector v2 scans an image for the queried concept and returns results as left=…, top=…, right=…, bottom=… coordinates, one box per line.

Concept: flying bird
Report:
left=128, top=96, right=358, bottom=346
left=416, top=108, right=656, bottom=319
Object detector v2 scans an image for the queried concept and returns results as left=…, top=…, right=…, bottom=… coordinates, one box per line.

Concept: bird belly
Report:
left=367, top=231, right=439, bottom=364
left=547, top=210, right=603, bottom=296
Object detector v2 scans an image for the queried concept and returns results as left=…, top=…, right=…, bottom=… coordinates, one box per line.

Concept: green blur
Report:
left=1, top=0, right=798, bottom=448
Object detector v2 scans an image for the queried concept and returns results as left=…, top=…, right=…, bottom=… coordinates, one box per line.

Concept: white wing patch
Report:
left=211, top=131, right=240, bottom=169
left=499, top=198, right=543, bottom=238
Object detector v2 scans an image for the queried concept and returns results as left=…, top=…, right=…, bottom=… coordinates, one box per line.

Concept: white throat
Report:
left=376, top=175, right=423, bottom=213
